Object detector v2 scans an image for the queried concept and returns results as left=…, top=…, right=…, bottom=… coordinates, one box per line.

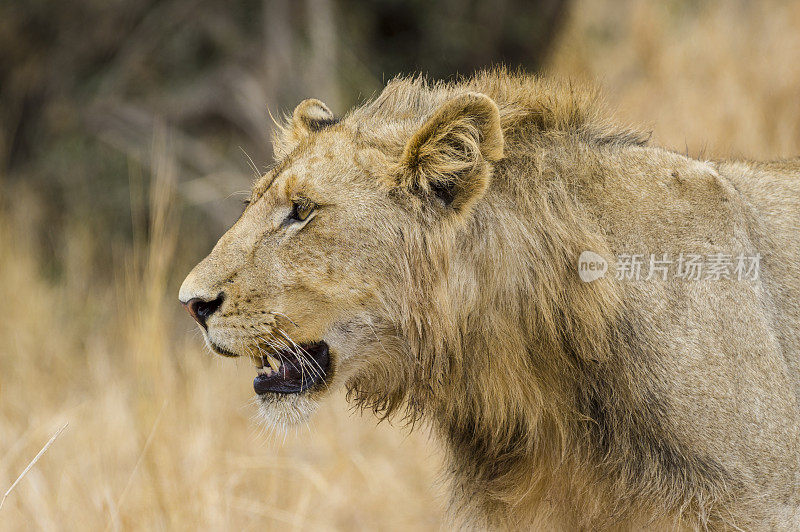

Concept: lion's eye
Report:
left=289, top=200, right=315, bottom=222
left=242, top=199, right=250, bottom=214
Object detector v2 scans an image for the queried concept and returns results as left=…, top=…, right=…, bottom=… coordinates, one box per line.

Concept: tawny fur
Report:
left=181, top=70, right=800, bottom=531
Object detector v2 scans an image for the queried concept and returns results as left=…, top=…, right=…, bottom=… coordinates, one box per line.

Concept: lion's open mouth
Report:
left=251, top=341, right=330, bottom=395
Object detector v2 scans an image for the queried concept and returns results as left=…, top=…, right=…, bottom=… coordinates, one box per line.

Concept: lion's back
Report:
left=717, top=158, right=800, bottom=398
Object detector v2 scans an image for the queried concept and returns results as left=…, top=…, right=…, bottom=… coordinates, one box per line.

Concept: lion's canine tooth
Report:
left=266, top=355, right=281, bottom=372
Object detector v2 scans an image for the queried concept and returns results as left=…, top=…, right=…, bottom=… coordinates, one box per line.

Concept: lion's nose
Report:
left=181, top=293, right=224, bottom=329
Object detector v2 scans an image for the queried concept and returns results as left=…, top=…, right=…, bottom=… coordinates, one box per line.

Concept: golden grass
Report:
left=2, top=1, right=799, bottom=529
left=551, top=0, right=800, bottom=159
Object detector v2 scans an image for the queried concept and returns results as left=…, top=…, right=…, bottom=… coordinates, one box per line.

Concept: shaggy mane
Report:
left=346, top=69, right=650, bottom=151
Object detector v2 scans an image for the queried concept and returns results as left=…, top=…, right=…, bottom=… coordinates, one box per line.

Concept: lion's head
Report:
left=179, top=88, right=504, bottom=426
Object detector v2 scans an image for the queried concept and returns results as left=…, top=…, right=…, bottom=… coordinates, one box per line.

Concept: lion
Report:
left=179, top=70, right=800, bottom=530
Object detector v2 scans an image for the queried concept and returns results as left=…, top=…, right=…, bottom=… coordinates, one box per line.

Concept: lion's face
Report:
left=180, top=131, right=405, bottom=424
left=180, top=94, right=503, bottom=425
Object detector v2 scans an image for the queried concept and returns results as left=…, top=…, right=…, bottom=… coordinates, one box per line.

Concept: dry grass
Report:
left=552, top=0, right=800, bottom=159
left=2, top=1, right=799, bottom=529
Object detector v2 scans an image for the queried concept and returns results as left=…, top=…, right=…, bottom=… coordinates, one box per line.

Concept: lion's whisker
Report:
left=278, top=327, right=326, bottom=381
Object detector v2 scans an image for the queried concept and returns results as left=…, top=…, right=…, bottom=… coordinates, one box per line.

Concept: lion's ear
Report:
left=393, top=92, right=504, bottom=214
left=272, top=99, right=338, bottom=159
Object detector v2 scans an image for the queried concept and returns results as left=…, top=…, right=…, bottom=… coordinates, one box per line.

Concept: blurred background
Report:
left=1, top=0, right=799, bottom=529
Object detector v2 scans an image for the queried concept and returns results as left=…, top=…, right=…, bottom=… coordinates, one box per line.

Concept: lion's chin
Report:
left=249, top=341, right=337, bottom=428
left=255, top=392, right=320, bottom=428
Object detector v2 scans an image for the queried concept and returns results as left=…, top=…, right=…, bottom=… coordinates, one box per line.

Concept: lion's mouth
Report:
left=251, top=341, right=330, bottom=395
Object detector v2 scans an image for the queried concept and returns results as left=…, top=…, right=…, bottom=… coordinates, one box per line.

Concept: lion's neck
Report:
left=405, top=183, right=606, bottom=526
left=355, top=153, right=735, bottom=528
left=416, top=172, right=731, bottom=529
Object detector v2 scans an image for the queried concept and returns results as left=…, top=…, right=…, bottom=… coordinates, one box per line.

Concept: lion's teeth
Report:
left=266, top=355, right=281, bottom=372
